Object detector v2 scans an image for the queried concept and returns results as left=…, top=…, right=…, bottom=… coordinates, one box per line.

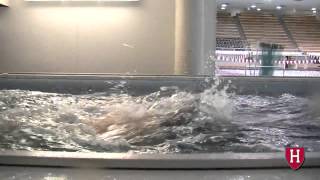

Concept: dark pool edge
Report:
left=2, top=73, right=320, bottom=79
left=0, top=73, right=209, bottom=80
left=2, top=73, right=320, bottom=96
left=0, top=151, right=319, bottom=169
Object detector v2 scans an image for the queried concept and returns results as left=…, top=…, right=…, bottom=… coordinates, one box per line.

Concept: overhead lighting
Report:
left=312, top=8, right=317, bottom=11
left=221, top=7, right=226, bottom=10
left=257, top=8, right=262, bottom=11
left=276, top=5, right=283, bottom=10
left=313, top=10, right=317, bottom=14
left=221, top=3, right=228, bottom=8
left=250, top=5, right=256, bottom=9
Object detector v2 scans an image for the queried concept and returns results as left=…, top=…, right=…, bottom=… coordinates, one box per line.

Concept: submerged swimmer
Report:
left=89, top=104, right=155, bottom=134
left=86, top=102, right=196, bottom=136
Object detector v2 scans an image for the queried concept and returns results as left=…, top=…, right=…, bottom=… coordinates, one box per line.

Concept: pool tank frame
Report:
left=0, top=73, right=320, bottom=170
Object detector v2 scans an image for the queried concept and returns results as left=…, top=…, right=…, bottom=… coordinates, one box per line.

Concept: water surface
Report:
left=0, top=84, right=319, bottom=153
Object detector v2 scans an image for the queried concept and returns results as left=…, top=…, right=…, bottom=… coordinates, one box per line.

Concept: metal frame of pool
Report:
left=2, top=73, right=320, bottom=96
left=0, top=73, right=320, bottom=178
left=0, top=151, right=320, bottom=169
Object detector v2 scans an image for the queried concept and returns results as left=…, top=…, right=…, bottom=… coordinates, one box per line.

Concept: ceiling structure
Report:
left=217, top=0, right=320, bottom=12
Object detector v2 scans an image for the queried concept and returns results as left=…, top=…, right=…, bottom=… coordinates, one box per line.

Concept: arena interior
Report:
left=216, top=1, right=320, bottom=77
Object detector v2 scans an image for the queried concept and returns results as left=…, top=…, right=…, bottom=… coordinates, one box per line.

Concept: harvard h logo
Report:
left=285, top=147, right=305, bottom=170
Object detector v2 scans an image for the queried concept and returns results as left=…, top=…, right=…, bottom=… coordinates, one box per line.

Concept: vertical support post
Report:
left=174, top=0, right=217, bottom=76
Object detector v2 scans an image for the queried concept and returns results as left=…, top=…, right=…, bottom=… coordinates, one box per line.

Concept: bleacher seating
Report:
left=283, top=15, right=320, bottom=52
left=239, top=12, right=297, bottom=51
left=217, top=13, right=241, bottom=38
left=216, top=12, right=320, bottom=73
left=216, top=38, right=246, bottom=50
left=216, top=13, right=248, bottom=50
left=217, top=12, right=320, bottom=53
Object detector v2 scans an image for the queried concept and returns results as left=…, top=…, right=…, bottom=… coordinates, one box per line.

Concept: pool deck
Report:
left=1, top=166, right=319, bottom=180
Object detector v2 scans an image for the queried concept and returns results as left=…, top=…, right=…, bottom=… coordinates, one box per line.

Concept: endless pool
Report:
left=0, top=74, right=319, bottom=179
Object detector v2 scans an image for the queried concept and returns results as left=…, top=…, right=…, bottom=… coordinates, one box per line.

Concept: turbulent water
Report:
left=0, top=82, right=320, bottom=153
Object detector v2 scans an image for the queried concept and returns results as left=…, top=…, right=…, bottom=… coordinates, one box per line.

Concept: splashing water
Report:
left=0, top=80, right=320, bottom=154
